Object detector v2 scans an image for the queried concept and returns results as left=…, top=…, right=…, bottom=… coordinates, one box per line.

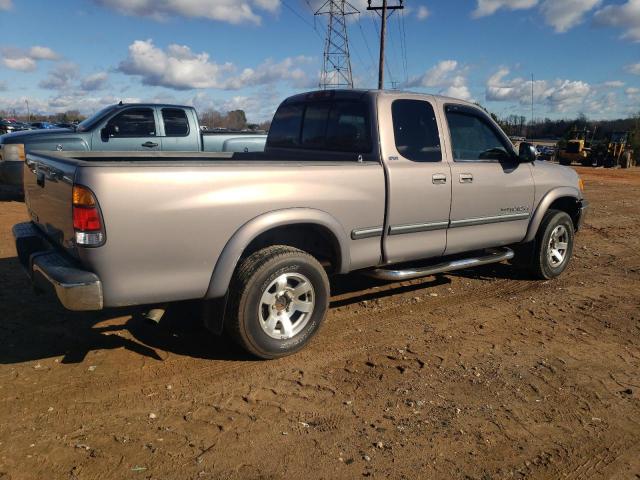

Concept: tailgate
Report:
left=23, top=152, right=78, bottom=257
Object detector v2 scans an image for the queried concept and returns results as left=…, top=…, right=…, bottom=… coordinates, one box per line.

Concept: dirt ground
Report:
left=0, top=167, right=639, bottom=480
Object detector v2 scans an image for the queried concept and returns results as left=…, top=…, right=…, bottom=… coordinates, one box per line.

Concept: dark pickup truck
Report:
left=0, top=103, right=266, bottom=187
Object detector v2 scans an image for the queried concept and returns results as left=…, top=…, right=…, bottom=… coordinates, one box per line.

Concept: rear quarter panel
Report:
left=75, top=161, right=385, bottom=307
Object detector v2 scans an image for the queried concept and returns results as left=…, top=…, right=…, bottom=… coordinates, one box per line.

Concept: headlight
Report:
left=0, top=143, right=25, bottom=161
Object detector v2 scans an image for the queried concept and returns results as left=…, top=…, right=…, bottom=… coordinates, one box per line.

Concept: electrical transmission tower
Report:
left=315, top=1, right=359, bottom=89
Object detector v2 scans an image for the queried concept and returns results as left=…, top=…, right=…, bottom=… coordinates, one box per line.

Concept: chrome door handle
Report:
left=459, top=173, right=473, bottom=183
left=432, top=174, right=447, bottom=185
left=141, top=141, right=158, bottom=148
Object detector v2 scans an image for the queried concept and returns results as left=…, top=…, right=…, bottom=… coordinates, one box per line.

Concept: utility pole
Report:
left=530, top=73, right=534, bottom=131
left=25, top=99, right=30, bottom=122
left=367, top=0, right=403, bottom=90
left=315, top=0, right=359, bottom=89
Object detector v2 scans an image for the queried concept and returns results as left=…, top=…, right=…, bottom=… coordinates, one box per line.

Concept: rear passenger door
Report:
left=381, top=96, right=452, bottom=264
left=94, top=107, right=160, bottom=151
left=159, top=108, right=199, bottom=151
left=440, top=103, right=534, bottom=255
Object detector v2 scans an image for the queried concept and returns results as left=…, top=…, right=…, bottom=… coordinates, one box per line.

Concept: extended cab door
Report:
left=439, top=102, right=534, bottom=255
left=92, top=107, right=160, bottom=151
left=380, top=94, right=452, bottom=264
left=159, top=107, right=200, bottom=151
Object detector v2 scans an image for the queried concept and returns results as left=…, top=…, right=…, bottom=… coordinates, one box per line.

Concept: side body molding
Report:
left=205, top=208, right=351, bottom=298
left=523, top=186, right=581, bottom=243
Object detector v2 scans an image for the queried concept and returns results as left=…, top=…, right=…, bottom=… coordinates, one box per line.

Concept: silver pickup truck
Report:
left=13, top=89, right=587, bottom=359
left=0, top=103, right=266, bottom=188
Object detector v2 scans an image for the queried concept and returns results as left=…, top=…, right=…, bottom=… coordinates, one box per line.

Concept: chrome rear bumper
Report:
left=13, top=222, right=103, bottom=311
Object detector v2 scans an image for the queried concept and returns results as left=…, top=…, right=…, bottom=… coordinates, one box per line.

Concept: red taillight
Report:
left=72, top=185, right=104, bottom=246
left=73, top=206, right=102, bottom=231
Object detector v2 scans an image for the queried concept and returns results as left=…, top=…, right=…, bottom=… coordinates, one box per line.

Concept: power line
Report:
left=397, top=8, right=408, bottom=85
left=357, top=14, right=377, bottom=81
left=368, top=12, right=394, bottom=86
left=281, top=0, right=324, bottom=40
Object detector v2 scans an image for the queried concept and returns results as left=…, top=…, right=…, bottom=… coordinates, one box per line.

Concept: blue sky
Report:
left=0, top=0, right=638, bottom=121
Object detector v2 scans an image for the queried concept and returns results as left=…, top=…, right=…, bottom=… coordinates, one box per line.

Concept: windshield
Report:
left=76, top=105, right=119, bottom=132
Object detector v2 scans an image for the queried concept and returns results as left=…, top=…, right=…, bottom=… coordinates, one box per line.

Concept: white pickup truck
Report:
left=13, top=89, right=587, bottom=358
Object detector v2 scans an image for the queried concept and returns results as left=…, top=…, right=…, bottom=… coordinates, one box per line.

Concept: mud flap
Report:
left=202, top=294, right=228, bottom=336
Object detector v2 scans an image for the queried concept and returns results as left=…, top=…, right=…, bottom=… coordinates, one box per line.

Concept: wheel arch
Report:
left=205, top=208, right=350, bottom=299
left=523, top=187, right=582, bottom=243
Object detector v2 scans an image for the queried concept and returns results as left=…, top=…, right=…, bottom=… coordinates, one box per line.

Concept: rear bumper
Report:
left=13, top=222, right=103, bottom=311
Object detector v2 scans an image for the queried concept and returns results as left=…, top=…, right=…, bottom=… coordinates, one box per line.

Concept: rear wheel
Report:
left=225, top=245, right=329, bottom=359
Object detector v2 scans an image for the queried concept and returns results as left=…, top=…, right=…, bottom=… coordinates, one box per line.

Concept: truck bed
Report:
left=23, top=150, right=385, bottom=307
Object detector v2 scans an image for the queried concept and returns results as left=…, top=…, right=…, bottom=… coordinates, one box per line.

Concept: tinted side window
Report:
left=162, top=108, right=189, bottom=136
left=325, top=101, right=371, bottom=152
left=445, top=110, right=511, bottom=161
left=391, top=100, right=441, bottom=162
left=268, top=100, right=372, bottom=153
left=267, top=104, right=304, bottom=148
left=107, top=108, right=156, bottom=137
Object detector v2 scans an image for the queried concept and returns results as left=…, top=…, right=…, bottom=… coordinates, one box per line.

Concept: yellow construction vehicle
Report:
left=557, top=129, right=592, bottom=166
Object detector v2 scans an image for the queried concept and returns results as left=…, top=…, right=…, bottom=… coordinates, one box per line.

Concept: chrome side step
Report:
left=364, top=247, right=514, bottom=282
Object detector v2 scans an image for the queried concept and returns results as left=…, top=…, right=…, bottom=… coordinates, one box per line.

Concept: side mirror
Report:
left=100, top=124, right=118, bottom=141
left=518, top=142, right=537, bottom=163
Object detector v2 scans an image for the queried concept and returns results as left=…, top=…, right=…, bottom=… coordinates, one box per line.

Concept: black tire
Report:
left=225, top=245, right=329, bottom=359
left=528, top=209, right=575, bottom=280
left=558, top=155, right=571, bottom=166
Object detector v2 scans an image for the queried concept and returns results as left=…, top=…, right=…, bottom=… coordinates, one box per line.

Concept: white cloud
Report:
left=230, top=56, right=315, bottom=89
left=118, top=39, right=313, bottom=91
left=486, top=67, right=591, bottom=112
left=2, top=57, right=36, bottom=72
left=94, top=0, right=280, bottom=25
left=80, top=72, right=109, bottom=90
left=472, top=0, right=538, bottom=18
left=625, top=62, right=640, bottom=75
left=0, top=45, right=60, bottom=72
left=540, top=0, right=601, bottom=33
left=407, top=60, right=472, bottom=100
left=417, top=6, right=430, bottom=20
left=39, top=63, right=79, bottom=90
left=594, top=0, right=640, bottom=42
left=625, top=87, right=640, bottom=110
left=28, top=46, right=60, bottom=60
left=0, top=0, right=12, bottom=10
left=473, top=0, right=601, bottom=34
left=118, top=40, right=235, bottom=90
left=602, top=80, right=625, bottom=88
left=585, top=92, right=617, bottom=115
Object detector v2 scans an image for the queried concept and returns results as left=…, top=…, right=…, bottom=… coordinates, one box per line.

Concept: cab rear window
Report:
left=267, top=100, right=372, bottom=153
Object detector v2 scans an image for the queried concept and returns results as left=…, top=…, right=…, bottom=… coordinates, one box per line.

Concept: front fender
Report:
left=205, top=208, right=350, bottom=299
left=523, top=187, right=581, bottom=243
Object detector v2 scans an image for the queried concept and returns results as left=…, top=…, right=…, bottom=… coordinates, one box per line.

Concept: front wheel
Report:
left=529, top=209, right=575, bottom=280
left=225, top=245, right=330, bottom=359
